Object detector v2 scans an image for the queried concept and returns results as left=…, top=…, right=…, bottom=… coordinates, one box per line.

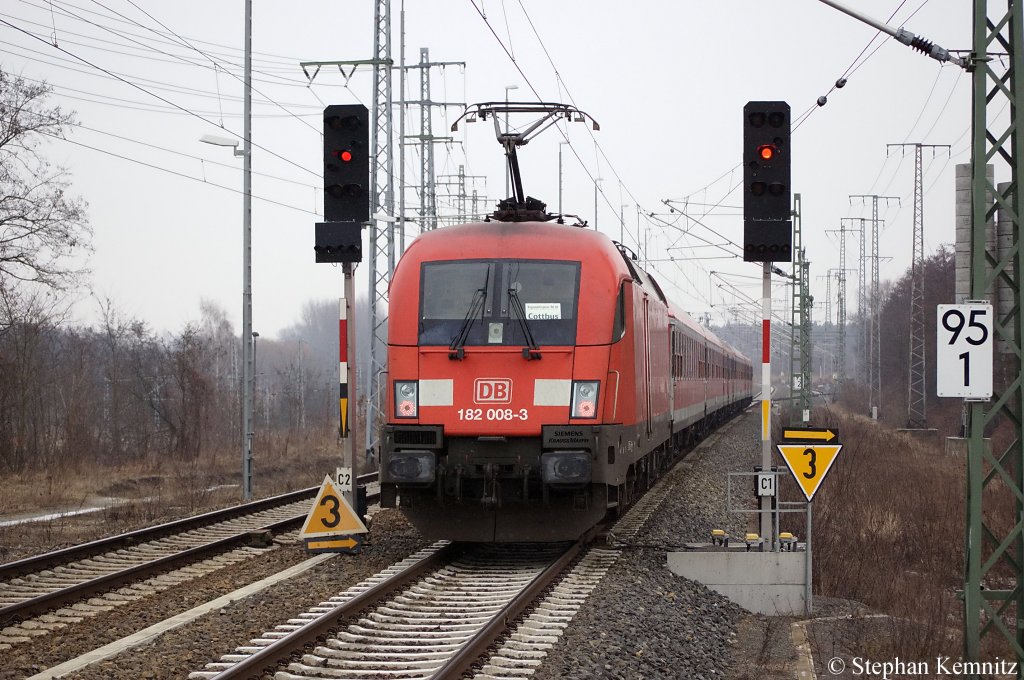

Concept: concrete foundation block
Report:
left=666, top=551, right=807, bottom=615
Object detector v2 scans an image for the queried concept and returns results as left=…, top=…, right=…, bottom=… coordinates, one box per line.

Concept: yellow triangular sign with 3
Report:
left=776, top=444, right=843, bottom=502
left=299, top=475, right=368, bottom=538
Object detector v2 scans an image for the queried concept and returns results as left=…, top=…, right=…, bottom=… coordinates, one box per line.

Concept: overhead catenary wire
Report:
left=86, top=0, right=322, bottom=135
left=0, top=16, right=321, bottom=178
left=468, top=0, right=726, bottom=315
left=42, top=131, right=320, bottom=215
left=0, top=44, right=323, bottom=109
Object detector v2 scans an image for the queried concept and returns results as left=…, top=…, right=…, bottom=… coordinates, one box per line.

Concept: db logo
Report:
left=474, top=378, right=512, bottom=404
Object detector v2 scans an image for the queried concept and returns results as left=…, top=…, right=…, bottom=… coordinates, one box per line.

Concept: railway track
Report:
left=0, top=476, right=378, bottom=650
left=190, top=467, right=672, bottom=680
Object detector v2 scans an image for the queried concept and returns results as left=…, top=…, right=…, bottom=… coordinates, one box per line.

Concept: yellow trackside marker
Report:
left=339, top=397, right=349, bottom=436
left=776, top=443, right=844, bottom=502
left=782, top=427, right=838, bottom=442
left=305, top=535, right=362, bottom=553
left=300, top=475, right=368, bottom=540
left=761, top=400, right=770, bottom=439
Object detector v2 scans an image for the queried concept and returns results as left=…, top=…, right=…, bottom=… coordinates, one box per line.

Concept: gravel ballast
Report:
left=9, top=407, right=770, bottom=679
left=5, top=510, right=426, bottom=680
left=531, top=408, right=761, bottom=680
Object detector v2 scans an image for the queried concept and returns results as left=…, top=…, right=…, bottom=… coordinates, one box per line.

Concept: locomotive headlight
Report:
left=571, top=381, right=600, bottom=419
left=394, top=381, right=418, bottom=419
left=541, top=451, right=591, bottom=485
left=386, top=450, right=435, bottom=483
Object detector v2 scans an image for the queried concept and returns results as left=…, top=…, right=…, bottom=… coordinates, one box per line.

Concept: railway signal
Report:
left=323, top=104, right=369, bottom=223
left=315, top=104, right=367, bottom=264
left=743, top=101, right=792, bottom=263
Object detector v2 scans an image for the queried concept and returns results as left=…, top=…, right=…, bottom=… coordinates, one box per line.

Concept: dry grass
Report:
left=0, top=428, right=343, bottom=562
left=778, top=404, right=968, bottom=660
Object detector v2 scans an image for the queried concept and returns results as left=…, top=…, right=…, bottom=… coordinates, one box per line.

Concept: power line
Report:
left=84, top=0, right=321, bottom=134
left=0, top=16, right=320, bottom=178
left=0, top=44, right=321, bottom=109
left=42, top=131, right=319, bottom=215
left=17, top=0, right=318, bottom=67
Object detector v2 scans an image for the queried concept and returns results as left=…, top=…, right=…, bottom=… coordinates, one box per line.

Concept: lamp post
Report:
left=199, top=0, right=252, bottom=501
left=251, top=331, right=260, bottom=427
left=503, top=84, right=518, bottom=198
left=558, top=141, right=569, bottom=216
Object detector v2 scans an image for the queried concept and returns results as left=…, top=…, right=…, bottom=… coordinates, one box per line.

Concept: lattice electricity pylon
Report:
left=836, top=268, right=847, bottom=395
left=789, top=194, right=813, bottom=423
left=419, top=47, right=436, bottom=232
left=366, top=0, right=395, bottom=457
left=851, top=195, right=898, bottom=419
left=828, top=222, right=857, bottom=399
left=404, top=48, right=465, bottom=232
left=887, top=143, right=951, bottom=428
left=437, top=165, right=489, bottom=225
left=816, top=272, right=833, bottom=328
left=964, top=0, right=1024, bottom=666
left=839, top=217, right=868, bottom=387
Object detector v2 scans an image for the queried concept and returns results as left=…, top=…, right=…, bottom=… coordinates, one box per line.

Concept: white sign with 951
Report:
left=936, top=303, right=993, bottom=400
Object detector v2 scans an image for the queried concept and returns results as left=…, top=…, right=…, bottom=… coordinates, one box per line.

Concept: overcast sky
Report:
left=1, top=0, right=973, bottom=338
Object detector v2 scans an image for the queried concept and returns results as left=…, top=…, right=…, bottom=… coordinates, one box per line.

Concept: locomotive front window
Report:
left=419, top=259, right=579, bottom=347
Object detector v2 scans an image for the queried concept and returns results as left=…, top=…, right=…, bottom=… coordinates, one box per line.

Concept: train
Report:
left=378, top=219, right=753, bottom=542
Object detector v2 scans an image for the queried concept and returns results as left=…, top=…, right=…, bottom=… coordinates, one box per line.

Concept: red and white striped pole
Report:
left=760, top=261, right=773, bottom=549
left=339, top=297, right=349, bottom=439
left=340, top=262, right=358, bottom=489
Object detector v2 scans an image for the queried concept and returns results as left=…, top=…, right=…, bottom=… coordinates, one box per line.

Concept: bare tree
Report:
left=0, top=70, right=90, bottom=291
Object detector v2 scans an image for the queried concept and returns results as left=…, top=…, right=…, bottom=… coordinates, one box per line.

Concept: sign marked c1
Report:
left=299, top=475, right=368, bottom=539
left=776, top=444, right=843, bottom=502
left=782, top=426, right=839, bottom=442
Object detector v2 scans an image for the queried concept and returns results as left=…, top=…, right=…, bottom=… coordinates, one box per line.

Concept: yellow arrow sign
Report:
left=299, top=475, right=368, bottom=539
left=782, top=427, right=838, bottom=442
left=305, top=535, right=362, bottom=553
left=776, top=443, right=843, bottom=502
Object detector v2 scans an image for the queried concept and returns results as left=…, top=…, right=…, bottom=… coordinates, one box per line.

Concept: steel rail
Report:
left=431, top=537, right=586, bottom=679
left=0, top=473, right=377, bottom=580
left=0, top=487, right=381, bottom=626
left=208, top=541, right=458, bottom=680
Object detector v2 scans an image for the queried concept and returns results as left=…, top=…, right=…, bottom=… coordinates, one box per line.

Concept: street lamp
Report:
left=200, top=83, right=252, bottom=502
left=203, top=129, right=254, bottom=500
left=504, top=84, right=518, bottom=198
left=199, top=134, right=245, bottom=157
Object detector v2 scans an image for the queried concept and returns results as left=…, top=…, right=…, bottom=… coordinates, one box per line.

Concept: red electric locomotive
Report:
left=379, top=220, right=753, bottom=541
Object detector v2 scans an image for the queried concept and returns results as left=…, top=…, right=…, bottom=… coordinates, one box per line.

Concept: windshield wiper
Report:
left=449, top=278, right=489, bottom=360
left=507, top=288, right=541, bottom=360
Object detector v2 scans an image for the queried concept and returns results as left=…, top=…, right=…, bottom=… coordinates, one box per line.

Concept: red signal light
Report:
left=758, top=145, right=775, bottom=161
left=340, top=149, right=353, bottom=162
